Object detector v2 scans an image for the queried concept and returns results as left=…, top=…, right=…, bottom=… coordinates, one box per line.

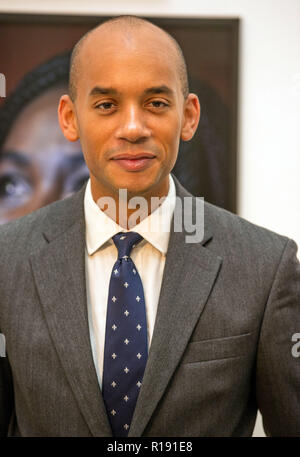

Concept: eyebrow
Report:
left=89, top=86, right=118, bottom=96
left=0, top=150, right=86, bottom=170
left=0, top=150, right=31, bottom=167
left=89, top=85, right=174, bottom=97
left=144, top=85, right=174, bottom=96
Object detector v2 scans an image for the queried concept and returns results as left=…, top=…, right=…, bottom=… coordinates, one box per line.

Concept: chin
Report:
left=114, top=174, right=156, bottom=195
left=120, top=183, right=151, bottom=198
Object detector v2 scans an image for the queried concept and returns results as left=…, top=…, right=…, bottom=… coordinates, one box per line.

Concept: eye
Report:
left=95, top=101, right=116, bottom=112
left=147, top=99, right=170, bottom=110
left=0, top=173, right=33, bottom=208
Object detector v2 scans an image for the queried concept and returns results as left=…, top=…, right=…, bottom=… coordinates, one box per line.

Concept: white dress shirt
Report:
left=84, top=174, right=176, bottom=388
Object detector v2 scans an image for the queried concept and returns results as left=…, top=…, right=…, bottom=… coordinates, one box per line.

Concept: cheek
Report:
left=159, top=119, right=182, bottom=154
left=80, top=117, right=113, bottom=152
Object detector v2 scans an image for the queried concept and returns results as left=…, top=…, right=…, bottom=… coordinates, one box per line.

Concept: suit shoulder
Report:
left=203, top=199, right=291, bottom=256
left=173, top=175, right=290, bottom=254
left=0, top=201, right=53, bottom=235
left=0, top=187, right=85, bottom=254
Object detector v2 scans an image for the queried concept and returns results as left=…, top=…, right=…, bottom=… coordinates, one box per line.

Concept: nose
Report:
left=115, top=104, right=151, bottom=143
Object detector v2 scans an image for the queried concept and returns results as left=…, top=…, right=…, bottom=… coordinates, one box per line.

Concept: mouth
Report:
left=111, top=152, right=156, bottom=172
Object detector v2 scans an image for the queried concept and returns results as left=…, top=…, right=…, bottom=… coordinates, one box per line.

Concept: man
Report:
left=0, top=15, right=300, bottom=437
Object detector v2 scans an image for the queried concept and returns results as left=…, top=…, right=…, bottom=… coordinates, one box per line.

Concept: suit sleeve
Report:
left=0, top=333, right=14, bottom=437
left=256, top=238, right=300, bottom=436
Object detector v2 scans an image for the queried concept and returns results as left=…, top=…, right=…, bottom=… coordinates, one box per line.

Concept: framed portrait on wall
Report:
left=0, top=13, right=239, bottom=223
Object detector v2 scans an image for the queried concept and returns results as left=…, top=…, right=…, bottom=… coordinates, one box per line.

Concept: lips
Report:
left=111, top=152, right=156, bottom=171
left=111, top=152, right=156, bottom=160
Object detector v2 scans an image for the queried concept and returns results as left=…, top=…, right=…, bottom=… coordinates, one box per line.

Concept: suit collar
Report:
left=41, top=182, right=87, bottom=244
left=171, top=173, right=213, bottom=246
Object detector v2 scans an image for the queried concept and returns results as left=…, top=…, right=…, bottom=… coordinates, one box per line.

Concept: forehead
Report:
left=3, top=87, right=79, bottom=157
left=77, top=26, right=181, bottom=95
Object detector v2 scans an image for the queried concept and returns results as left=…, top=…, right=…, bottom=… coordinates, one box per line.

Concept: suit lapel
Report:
left=128, top=176, right=222, bottom=437
left=30, top=199, right=112, bottom=437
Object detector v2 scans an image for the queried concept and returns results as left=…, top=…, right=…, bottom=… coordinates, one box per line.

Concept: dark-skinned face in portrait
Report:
left=0, top=86, right=89, bottom=223
left=59, top=21, right=200, bottom=204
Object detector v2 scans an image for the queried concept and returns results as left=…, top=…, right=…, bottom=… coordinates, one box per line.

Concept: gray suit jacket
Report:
left=0, top=175, right=300, bottom=437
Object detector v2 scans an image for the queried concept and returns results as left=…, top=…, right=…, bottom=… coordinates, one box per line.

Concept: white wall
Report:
left=1, top=0, right=300, bottom=437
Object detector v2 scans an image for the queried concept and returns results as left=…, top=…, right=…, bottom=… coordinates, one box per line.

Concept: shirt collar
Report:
left=84, top=174, right=176, bottom=256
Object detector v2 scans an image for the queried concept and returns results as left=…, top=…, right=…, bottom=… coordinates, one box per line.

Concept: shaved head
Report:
left=69, top=15, right=189, bottom=101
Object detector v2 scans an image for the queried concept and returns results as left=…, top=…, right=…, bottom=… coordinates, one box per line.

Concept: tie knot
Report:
left=112, top=232, right=143, bottom=259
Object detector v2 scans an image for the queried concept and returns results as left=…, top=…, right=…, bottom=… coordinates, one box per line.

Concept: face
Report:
left=59, top=25, right=200, bottom=202
left=0, top=86, right=89, bottom=223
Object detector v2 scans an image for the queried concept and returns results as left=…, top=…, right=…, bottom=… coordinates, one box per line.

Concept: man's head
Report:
left=58, top=15, right=200, bottom=202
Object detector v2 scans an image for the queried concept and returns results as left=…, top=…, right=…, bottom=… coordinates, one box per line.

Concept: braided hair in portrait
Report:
left=0, top=51, right=72, bottom=150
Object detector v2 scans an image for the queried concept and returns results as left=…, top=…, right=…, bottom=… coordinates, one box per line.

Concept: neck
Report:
left=90, top=176, right=170, bottom=229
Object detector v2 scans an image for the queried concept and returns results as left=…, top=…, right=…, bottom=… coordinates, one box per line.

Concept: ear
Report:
left=58, top=94, right=79, bottom=142
left=180, top=93, right=201, bottom=141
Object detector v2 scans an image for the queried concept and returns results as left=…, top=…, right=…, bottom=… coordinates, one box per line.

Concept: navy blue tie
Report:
left=102, top=232, right=148, bottom=437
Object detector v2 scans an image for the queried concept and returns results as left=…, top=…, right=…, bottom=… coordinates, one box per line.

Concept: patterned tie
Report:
left=102, top=231, right=148, bottom=437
